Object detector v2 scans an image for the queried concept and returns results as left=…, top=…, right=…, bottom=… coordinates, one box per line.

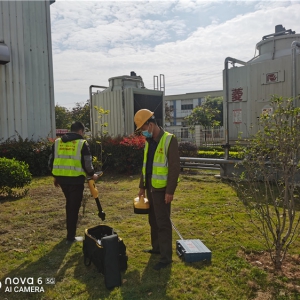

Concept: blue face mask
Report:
left=142, top=130, right=153, bottom=138
left=142, top=124, right=153, bottom=138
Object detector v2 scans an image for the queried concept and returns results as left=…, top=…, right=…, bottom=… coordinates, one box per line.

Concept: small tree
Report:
left=205, top=96, right=223, bottom=126
left=71, top=100, right=91, bottom=130
left=165, top=101, right=174, bottom=123
left=55, top=105, right=71, bottom=129
left=185, top=99, right=221, bottom=131
left=90, top=106, right=110, bottom=170
left=236, top=96, right=300, bottom=271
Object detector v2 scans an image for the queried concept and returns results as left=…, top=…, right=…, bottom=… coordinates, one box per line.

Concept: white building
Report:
left=164, top=90, right=223, bottom=144
left=0, top=0, right=55, bottom=142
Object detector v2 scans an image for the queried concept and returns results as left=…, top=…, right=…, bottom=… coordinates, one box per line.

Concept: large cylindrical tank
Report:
left=223, top=25, right=300, bottom=143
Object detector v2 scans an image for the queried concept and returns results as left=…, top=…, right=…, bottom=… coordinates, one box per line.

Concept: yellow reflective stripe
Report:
left=56, top=154, right=81, bottom=159
left=54, top=138, right=61, bottom=156
left=142, top=141, right=149, bottom=185
left=76, top=140, right=85, bottom=156
left=164, top=135, right=172, bottom=153
left=152, top=162, right=166, bottom=167
left=52, top=165, right=85, bottom=172
left=152, top=174, right=168, bottom=180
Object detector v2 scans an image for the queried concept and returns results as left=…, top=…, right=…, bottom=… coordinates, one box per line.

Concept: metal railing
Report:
left=180, top=157, right=239, bottom=171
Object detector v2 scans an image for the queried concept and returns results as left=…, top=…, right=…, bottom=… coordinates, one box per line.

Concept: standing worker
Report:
left=134, top=109, right=180, bottom=270
left=49, top=121, right=99, bottom=244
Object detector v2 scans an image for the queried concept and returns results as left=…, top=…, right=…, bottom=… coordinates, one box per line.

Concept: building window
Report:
left=181, top=127, right=189, bottom=138
left=181, top=104, right=193, bottom=110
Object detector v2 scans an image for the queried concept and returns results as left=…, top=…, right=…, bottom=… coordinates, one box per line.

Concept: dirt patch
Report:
left=239, top=250, right=300, bottom=299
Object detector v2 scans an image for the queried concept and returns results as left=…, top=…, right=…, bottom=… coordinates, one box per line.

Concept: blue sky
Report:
left=50, top=0, right=300, bottom=109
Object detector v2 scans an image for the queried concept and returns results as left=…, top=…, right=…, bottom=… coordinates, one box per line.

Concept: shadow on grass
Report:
left=74, top=252, right=173, bottom=300
left=0, top=239, right=72, bottom=300
left=182, top=260, right=212, bottom=270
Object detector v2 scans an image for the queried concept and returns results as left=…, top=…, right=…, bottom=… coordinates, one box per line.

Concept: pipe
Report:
left=224, top=57, right=246, bottom=159
left=291, top=41, right=300, bottom=106
left=89, top=85, right=108, bottom=137
left=160, top=74, right=165, bottom=94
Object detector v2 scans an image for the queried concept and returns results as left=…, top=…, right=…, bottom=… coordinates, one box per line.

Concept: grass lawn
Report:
left=0, top=171, right=299, bottom=300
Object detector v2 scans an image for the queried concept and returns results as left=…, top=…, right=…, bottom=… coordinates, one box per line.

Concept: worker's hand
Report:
left=53, top=178, right=60, bottom=188
left=165, top=193, right=173, bottom=204
left=92, top=174, right=99, bottom=181
left=138, top=188, right=146, bottom=198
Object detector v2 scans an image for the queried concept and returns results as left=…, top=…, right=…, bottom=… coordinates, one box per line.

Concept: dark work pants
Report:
left=60, top=184, right=84, bottom=240
left=146, top=177, right=172, bottom=264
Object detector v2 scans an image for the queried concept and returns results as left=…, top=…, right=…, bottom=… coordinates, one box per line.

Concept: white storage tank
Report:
left=223, top=25, right=300, bottom=144
left=90, top=72, right=164, bottom=137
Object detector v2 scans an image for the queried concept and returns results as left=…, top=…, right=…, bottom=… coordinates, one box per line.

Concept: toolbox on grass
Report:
left=176, top=239, right=212, bottom=263
left=83, top=225, right=128, bottom=290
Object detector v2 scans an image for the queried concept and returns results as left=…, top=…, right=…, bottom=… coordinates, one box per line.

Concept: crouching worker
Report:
left=49, top=121, right=99, bottom=244
left=134, top=109, right=180, bottom=270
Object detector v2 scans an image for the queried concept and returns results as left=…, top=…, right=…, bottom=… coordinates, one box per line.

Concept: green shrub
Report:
left=178, top=141, right=198, bottom=157
left=0, top=157, right=32, bottom=197
left=0, top=135, right=53, bottom=176
left=89, top=135, right=145, bottom=174
left=197, top=150, right=243, bottom=159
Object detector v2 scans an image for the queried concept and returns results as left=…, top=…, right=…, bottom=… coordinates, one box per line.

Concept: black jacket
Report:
left=48, top=133, right=95, bottom=185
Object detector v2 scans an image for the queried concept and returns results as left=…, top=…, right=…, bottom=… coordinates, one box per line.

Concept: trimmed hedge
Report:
left=0, top=157, right=32, bottom=196
left=0, top=136, right=53, bottom=176
left=89, top=135, right=145, bottom=174
left=197, top=150, right=243, bottom=159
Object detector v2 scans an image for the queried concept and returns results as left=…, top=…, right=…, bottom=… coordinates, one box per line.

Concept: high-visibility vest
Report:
left=52, top=138, right=86, bottom=177
left=142, top=132, right=173, bottom=188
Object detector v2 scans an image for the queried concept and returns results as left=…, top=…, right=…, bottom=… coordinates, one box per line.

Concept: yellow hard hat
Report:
left=134, top=109, right=154, bottom=130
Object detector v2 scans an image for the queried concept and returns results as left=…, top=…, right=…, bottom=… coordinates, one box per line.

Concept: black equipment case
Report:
left=176, top=239, right=212, bottom=263
left=83, top=225, right=128, bottom=289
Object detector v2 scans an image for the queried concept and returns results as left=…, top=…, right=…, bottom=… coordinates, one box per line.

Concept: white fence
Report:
left=167, top=125, right=224, bottom=147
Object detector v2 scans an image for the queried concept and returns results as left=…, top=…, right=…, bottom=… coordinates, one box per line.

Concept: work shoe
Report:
left=66, top=236, right=84, bottom=244
left=153, top=261, right=172, bottom=271
left=143, top=249, right=160, bottom=254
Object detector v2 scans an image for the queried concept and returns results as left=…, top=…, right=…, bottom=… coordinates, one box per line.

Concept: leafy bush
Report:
left=89, top=135, right=145, bottom=174
left=0, top=157, right=32, bottom=197
left=0, top=136, right=53, bottom=176
left=178, top=141, right=198, bottom=157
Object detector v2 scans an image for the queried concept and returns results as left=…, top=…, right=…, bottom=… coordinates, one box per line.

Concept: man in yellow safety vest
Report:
left=49, top=121, right=99, bottom=244
left=134, top=109, right=180, bottom=270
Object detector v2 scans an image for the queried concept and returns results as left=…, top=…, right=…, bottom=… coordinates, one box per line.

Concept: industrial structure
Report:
left=0, top=0, right=55, bottom=142
left=224, top=24, right=300, bottom=148
left=90, top=72, right=164, bottom=137
left=220, top=24, right=300, bottom=176
left=180, top=25, right=300, bottom=177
